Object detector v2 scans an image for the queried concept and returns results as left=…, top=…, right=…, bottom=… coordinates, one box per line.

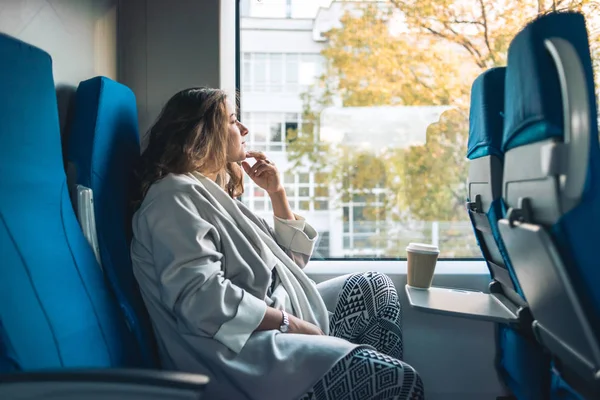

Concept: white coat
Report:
left=130, top=173, right=361, bottom=400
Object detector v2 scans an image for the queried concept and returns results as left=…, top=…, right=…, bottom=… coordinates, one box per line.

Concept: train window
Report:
left=239, top=0, right=600, bottom=259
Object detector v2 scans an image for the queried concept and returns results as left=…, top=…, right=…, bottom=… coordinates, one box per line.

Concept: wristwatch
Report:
left=279, top=310, right=290, bottom=333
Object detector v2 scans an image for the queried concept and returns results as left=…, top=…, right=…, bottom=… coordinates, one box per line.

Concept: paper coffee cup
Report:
left=406, top=243, right=439, bottom=290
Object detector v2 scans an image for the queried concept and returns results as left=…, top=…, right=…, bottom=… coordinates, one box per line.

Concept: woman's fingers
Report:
left=242, top=160, right=274, bottom=178
left=246, top=151, right=267, bottom=160
left=253, top=162, right=273, bottom=177
left=250, top=160, right=266, bottom=174
left=243, top=151, right=279, bottom=180
left=241, top=161, right=252, bottom=175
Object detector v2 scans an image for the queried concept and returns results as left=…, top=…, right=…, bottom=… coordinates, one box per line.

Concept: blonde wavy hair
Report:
left=131, top=87, right=244, bottom=210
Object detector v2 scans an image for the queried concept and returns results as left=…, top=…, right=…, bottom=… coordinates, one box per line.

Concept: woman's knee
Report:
left=351, top=271, right=398, bottom=300
left=351, top=349, right=424, bottom=399
left=357, top=272, right=402, bottom=329
left=399, top=360, right=425, bottom=399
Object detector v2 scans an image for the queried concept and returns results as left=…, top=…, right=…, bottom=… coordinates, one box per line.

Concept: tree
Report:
left=397, top=108, right=469, bottom=221
left=286, top=0, right=600, bottom=256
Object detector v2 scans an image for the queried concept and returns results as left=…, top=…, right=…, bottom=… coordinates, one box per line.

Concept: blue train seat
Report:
left=467, top=67, right=551, bottom=400
left=0, top=32, right=143, bottom=370
left=66, top=77, right=159, bottom=368
left=499, top=12, right=600, bottom=399
left=467, top=67, right=521, bottom=301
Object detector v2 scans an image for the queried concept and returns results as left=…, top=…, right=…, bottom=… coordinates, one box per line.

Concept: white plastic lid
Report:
left=406, top=242, right=439, bottom=254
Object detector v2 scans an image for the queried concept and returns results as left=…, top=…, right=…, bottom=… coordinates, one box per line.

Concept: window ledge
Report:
left=304, top=260, right=489, bottom=276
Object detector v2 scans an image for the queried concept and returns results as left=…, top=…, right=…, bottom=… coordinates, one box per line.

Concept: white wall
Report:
left=0, top=0, right=118, bottom=134
left=118, top=0, right=237, bottom=138
left=0, top=0, right=117, bottom=85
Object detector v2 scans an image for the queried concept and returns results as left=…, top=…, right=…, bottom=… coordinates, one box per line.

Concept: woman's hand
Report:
left=256, top=308, right=324, bottom=335
left=288, top=314, right=325, bottom=336
left=242, top=151, right=294, bottom=220
left=242, top=151, right=284, bottom=194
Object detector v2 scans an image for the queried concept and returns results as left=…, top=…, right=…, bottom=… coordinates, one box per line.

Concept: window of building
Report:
left=244, top=171, right=329, bottom=214
left=342, top=191, right=386, bottom=252
left=270, top=54, right=284, bottom=92
left=314, top=231, right=330, bottom=259
left=242, top=112, right=301, bottom=152
left=285, top=54, right=299, bottom=93
left=252, top=53, right=267, bottom=92
left=242, top=53, right=321, bottom=93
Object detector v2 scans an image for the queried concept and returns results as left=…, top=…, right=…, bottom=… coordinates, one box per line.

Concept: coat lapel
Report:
left=189, top=173, right=279, bottom=268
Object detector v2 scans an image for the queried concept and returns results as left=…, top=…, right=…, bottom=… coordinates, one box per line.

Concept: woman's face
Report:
left=225, top=100, right=249, bottom=162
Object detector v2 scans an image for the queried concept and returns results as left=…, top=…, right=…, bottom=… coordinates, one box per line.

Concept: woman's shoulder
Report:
left=136, top=173, right=204, bottom=213
left=148, top=172, right=197, bottom=192
left=144, top=173, right=198, bottom=197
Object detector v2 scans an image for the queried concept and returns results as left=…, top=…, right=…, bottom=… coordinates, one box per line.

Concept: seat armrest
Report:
left=0, top=369, right=209, bottom=400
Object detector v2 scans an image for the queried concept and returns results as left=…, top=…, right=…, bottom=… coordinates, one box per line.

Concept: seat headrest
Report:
left=502, top=12, right=598, bottom=152
left=68, top=76, right=140, bottom=188
left=467, top=67, right=506, bottom=160
left=0, top=33, right=62, bottom=183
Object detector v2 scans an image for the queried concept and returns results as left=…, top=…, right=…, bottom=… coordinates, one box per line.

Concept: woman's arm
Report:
left=242, top=152, right=318, bottom=266
left=268, top=191, right=319, bottom=268
left=258, top=307, right=323, bottom=335
left=269, top=189, right=294, bottom=221
left=147, top=191, right=269, bottom=353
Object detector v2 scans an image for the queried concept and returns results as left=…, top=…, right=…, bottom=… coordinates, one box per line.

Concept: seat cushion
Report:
left=550, top=365, right=586, bottom=400
left=0, top=33, right=139, bottom=369
left=0, top=324, right=19, bottom=372
left=67, top=77, right=158, bottom=367
left=496, top=325, right=551, bottom=400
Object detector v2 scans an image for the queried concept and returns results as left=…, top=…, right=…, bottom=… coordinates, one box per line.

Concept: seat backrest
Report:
left=467, top=67, right=523, bottom=303
left=468, top=67, right=552, bottom=400
left=0, top=34, right=142, bottom=369
left=66, top=77, right=158, bottom=368
left=500, top=12, right=600, bottom=397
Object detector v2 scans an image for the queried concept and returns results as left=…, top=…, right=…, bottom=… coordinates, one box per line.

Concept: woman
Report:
left=130, top=87, right=424, bottom=400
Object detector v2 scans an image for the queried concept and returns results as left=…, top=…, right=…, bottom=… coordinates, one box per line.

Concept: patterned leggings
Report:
left=299, top=272, right=425, bottom=400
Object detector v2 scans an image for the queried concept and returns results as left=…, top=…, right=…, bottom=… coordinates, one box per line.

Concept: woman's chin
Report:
left=227, top=153, right=246, bottom=163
